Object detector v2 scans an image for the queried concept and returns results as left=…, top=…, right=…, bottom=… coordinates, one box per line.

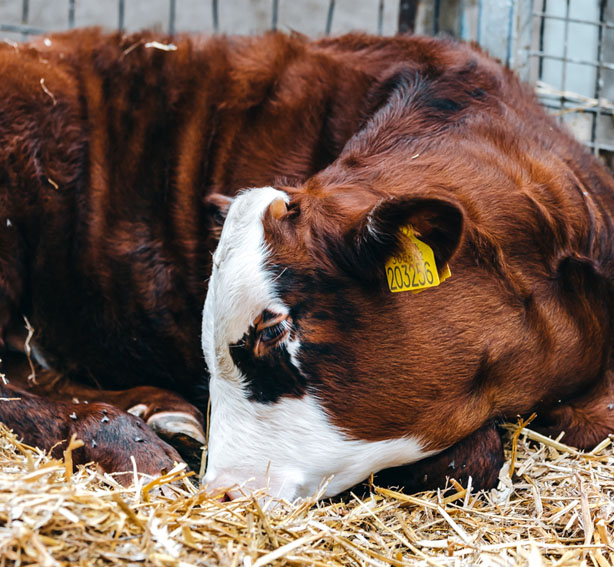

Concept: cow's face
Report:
left=202, top=185, right=466, bottom=500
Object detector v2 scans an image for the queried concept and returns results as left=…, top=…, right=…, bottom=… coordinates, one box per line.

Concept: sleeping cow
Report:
left=202, top=38, right=614, bottom=499
left=1, top=30, right=612, bottom=492
left=0, top=29, right=389, bottom=475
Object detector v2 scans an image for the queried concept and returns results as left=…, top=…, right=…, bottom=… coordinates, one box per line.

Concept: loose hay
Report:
left=0, top=422, right=612, bottom=566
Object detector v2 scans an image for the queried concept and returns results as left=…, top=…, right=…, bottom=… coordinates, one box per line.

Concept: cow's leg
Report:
left=82, top=385, right=205, bottom=471
left=0, top=379, right=183, bottom=481
left=371, top=422, right=504, bottom=494
left=533, top=374, right=614, bottom=449
left=2, top=352, right=206, bottom=470
left=55, top=383, right=205, bottom=471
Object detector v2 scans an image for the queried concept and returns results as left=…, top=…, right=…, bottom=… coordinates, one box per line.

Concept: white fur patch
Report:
left=202, top=187, right=436, bottom=501
left=204, top=378, right=437, bottom=500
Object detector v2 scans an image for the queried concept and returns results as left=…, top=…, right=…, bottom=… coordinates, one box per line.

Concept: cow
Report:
left=1, top=29, right=612, bottom=496
left=0, top=28, right=491, bottom=482
left=200, top=36, right=614, bottom=500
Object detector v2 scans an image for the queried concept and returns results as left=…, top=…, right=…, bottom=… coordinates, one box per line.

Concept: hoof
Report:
left=146, top=411, right=206, bottom=471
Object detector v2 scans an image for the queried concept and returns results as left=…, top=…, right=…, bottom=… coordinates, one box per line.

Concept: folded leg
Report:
left=372, top=421, right=504, bottom=494
left=533, top=373, right=614, bottom=449
left=0, top=378, right=183, bottom=481
left=2, top=352, right=206, bottom=470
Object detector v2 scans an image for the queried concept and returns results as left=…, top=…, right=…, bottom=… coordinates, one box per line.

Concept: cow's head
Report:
left=202, top=184, right=468, bottom=500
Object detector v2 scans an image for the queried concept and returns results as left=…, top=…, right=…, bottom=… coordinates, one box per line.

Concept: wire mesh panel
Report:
left=529, top=0, right=614, bottom=167
left=397, top=0, right=614, bottom=167
left=0, top=1, right=612, bottom=165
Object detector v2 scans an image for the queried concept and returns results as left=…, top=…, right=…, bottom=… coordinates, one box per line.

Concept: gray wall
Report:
left=0, top=0, right=400, bottom=40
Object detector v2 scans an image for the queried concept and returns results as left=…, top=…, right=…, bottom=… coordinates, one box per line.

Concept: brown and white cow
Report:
left=0, top=28, right=478, bottom=480
left=0, top=28, right=386, bottom=476
left=1, top=29, right=612, bottom=493
left=201, top=38, right=614, bottom=499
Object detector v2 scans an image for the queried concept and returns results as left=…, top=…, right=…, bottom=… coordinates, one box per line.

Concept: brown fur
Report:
left=0, top=29, right=612, bottom=486
left=257, top=34, right=614, bottom=487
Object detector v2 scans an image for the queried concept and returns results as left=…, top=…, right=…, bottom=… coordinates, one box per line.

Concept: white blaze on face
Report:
left=202, top=187, right=437, bottom=501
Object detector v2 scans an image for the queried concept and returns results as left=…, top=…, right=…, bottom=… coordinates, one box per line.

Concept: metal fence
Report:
left=0, top=1, right=613, bottom=167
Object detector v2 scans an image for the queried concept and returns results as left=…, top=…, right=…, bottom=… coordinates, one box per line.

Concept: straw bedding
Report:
left=0, top=420, right=612, bottom=567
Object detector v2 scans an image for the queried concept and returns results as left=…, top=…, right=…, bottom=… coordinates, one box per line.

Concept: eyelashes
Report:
left=254, top=313, right=292, bottom=357
left=259, top=321, right=288, bottom=343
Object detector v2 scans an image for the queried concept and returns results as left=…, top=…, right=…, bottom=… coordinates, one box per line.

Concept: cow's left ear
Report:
left=341, top=195, right=464, bottom=286
left=204, top=193, right=234, bottom=228
left=203, top=193, right=234, bottom=244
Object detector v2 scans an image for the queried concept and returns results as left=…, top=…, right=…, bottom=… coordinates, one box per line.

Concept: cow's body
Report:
left=201, top=34, right=614, bottom=499
left=0, top=30, right=370, bottom=394
left=1, top=30, right=613, bottom=491
left=1, top=29, right=399, bottom=473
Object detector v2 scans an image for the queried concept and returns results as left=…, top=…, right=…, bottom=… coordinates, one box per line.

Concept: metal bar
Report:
left=535, top=80, right=614, bottom=111
left=212, top=0, right=219, bottom=32
left=538, top=0, right=547, bottom=79
left=478, top=0, right=519, bottom=63
left=537, top=98, right=614, bottom=114
left=398, top=0, right=419, bottom=34
left=0, top=22, right=46, bottom=35
left=528, top=51, right=614, bottom=71
left=477, top=0, right=483, bottom=43
left=582, top=141, right=614, bottom=152
left=433, top=0, right=441, bottom=34
left=513, top=0, right=534, bottom=80
left=559, top=0, right=571, bottom=119
left=538, top=101, right=614, bottom=116
left=591, top=0, right=607, bottom=156
left=532, top=11, right=614, bottom=30
left=506, top=0, right=515, bottom=67
left=271, top=0, right=279, bottom=31
left=169, top=0, right=176, bottom=34
left=68, top=0, right=75, bottom=29
left=118, top=0, right=125, bottom=31
left=21, top=0, right=29, bottom=41
left=325, top=0, right=335, bottom=35
left=377, top=0, right=384, bottom=35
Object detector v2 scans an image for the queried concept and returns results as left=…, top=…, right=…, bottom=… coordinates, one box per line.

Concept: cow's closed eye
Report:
left=254, top=314, right=292, bottom=357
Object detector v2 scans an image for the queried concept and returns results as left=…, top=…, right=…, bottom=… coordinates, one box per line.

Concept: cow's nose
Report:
left=209, top=489, right=233, bottom=502
left=204, top=470, right=281, bottom=501
left=203, top=472, right=246, bottom=501
left=207, top=485, right=242, bottom=502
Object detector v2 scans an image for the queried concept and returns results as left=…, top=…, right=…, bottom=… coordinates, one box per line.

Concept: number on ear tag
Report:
left=385, top=226, right=451, bottom=293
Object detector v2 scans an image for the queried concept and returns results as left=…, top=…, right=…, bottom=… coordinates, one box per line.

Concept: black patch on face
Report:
left=230, top=328, right=307, bottom=404
left=230, top=261, right=364, bottom=403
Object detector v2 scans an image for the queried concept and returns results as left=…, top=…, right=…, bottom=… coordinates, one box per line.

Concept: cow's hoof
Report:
left=146, top=411, right=206, bottom=472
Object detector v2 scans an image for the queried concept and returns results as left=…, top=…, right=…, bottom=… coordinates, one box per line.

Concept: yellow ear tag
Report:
left=385, top=226, right=451, bottom=293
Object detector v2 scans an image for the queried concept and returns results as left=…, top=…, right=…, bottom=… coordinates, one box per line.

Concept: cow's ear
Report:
left=204, top=193, right=234, bottom=228
left=340, top=195, right=464, bottom=286
left=203, top=193, right=234, bottom=246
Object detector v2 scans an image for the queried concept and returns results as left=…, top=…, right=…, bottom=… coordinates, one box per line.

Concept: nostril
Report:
left=207, top=485, right=239, bottom=502
left=204, top=471, right=270, bottom=500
